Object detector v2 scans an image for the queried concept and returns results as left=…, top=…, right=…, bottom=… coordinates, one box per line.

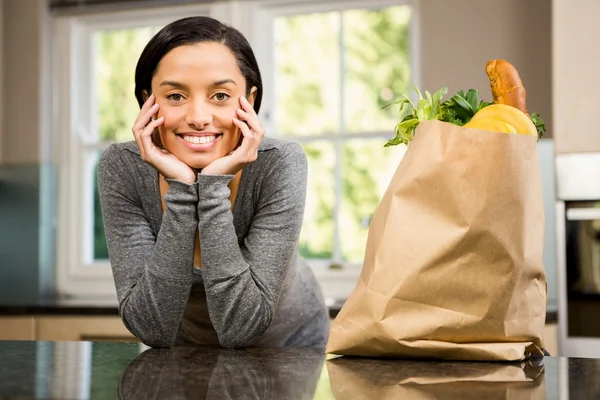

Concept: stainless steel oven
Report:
left=556, top=153, right=600, bottom=357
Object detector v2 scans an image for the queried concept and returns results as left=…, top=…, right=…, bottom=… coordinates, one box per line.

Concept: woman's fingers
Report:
left=232, top=117, right=253, bottom=140
left=133, top=103, right=159, bottom=138
left=236, top=109, right=258, bottom=136
left=139, top=117, right=164, bottom=161
left=231, top=95, right=265, bottom=166
left=238, top=96, right=264, bottom=137
left=132, top=95, right=161, bottom=160
left=134, top=94, right=156, bottom=126
left=232, top=117, right=258, bottom=163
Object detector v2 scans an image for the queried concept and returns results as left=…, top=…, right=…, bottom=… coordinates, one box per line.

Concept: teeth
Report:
left=183, top=135, right=216, bottom=144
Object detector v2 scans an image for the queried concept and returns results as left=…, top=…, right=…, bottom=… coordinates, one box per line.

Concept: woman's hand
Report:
left=132, top=94, right=196, bottom=184
left=200, top=96, right=264, bottom=176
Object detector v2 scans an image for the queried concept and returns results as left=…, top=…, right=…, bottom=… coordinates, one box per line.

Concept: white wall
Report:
left=1, top=0, right=49, bottom=165
left=552, top=0, right=600, bottom=154
left=420, top=0, right=552, bottom=137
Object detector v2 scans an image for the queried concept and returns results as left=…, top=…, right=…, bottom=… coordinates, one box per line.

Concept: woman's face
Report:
left=149, top=42, right=257, bottom=170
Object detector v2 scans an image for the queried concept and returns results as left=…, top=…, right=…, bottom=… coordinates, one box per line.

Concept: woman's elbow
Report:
left=140, top=336, right=176, bottom=349
left=121, top=313, right=178, bottom=348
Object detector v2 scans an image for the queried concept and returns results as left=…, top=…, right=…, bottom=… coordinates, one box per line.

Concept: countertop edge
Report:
left=0, top=303, right=559, bottom=324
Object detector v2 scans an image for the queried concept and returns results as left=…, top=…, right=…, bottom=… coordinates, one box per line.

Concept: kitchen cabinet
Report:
left=0, top=317, right=35, bottom=340
left=36, top=316, right=137, bottom=342
left=0, top=315, right=137, bottom=343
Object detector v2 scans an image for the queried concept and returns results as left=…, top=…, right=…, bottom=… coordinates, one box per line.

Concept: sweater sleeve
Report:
left=97, top=145, right=199, bottom=348
left=197, top=143, right=308, bottom=348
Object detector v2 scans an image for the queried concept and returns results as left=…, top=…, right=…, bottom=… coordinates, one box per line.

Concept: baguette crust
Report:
left=485, top=60, right=528, bottom=114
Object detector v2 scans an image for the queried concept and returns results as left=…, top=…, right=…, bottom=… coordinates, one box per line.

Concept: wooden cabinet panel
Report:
left=36, top=316, right=137, bottom=343
left=0, top=317, right=35, bottom=340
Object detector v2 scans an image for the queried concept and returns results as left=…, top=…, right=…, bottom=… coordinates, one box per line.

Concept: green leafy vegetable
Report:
left=384, top=86, right=490, bottom=147
left=529, top=112, right=546, bottom=139
left=384, top=85, right=547, bottom=146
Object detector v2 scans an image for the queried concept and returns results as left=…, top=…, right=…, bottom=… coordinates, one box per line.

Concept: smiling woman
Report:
left=97, top=16, right=330, bottom=349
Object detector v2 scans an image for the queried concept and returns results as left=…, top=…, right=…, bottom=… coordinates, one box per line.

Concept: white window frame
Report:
left=53, top=3, right=239, bottom=298
left=250, top=0, right=420, bottom=289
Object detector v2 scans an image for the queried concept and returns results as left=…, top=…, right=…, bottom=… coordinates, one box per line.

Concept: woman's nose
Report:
left=186, top=100, right=212, bottom=129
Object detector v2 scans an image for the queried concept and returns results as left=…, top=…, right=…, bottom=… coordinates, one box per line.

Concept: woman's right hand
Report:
left=132, top=94, right=197, bottom=184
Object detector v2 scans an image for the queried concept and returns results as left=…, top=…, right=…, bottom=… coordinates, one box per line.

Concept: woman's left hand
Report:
left=201, top=96, right=264, bottom=176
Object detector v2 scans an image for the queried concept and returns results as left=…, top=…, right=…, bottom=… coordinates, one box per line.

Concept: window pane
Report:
left=95, top=27, right=156, bottom=142
left=343, top=6, right=412, bottom=133
left=340, top=139, right=406, bottom=263
left=299, top=141, right=335, bottom=260
left=274, top=13, right=341, bottom=136
left=92, top=155, right=109, bottom=261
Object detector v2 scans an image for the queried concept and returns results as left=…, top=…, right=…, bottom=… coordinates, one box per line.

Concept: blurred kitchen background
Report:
left=0, top=0, right=597, bottom=358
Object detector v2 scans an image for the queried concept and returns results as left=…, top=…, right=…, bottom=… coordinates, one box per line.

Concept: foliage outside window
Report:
left=270, top=5, right=412, bottom=265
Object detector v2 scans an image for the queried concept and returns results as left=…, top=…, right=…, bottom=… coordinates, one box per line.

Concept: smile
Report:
left=177, top=133, right=222, bottom=151
left=183, top=135, right=217, bottom=144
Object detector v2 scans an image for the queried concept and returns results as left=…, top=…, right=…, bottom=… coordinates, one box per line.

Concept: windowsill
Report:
left=311, top=264, right=361, bottom=304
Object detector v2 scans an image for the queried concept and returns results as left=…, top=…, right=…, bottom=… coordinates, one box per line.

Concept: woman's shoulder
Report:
left=258, top=137, right=304, bottom=157
left=256, top=137, right=306, bottom=169
left=100, top=141, right=141, bottom=162
left=243, top=137, right=307, bottom=193
left=97, top=141, right=147, bottom=188
left=98, top=141, right=144, bottom=172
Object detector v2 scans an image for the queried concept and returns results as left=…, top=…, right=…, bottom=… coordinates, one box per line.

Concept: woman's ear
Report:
left=142, top=90, right=150, bottom=103
left=247, top=86, right=258, bottom=106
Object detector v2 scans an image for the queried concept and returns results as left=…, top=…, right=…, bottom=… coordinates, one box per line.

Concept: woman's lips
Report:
left=178, top=133, right=221, bottom=151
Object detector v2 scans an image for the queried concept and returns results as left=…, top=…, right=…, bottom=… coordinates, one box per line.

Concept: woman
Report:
left=98, top=16, right=330, bottom=348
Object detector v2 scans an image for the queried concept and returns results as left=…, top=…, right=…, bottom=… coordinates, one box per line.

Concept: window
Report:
left=54, top=4, right=225, bottom=297
left=54, top=0, right=418, bottom=298
left=252, top=0, right=417, bottom=275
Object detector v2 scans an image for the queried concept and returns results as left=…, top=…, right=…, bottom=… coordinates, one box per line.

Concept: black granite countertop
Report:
left=0, top=340, right=593, bottom=399
left=0, top=296, right=559, bottom=323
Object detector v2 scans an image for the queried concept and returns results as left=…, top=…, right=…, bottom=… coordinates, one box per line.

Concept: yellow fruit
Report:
left=470, top=104, right=537, bottom=136
left=464, top=117, right=517, bottom=134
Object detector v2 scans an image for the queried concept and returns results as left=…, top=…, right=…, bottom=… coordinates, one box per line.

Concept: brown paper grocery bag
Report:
left=327, top=356, right=546, bottom=400
left=326, top=119, right=547, bottom=361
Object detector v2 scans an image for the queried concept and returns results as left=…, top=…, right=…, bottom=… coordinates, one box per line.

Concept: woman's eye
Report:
left=167, top=93, right=184, bottom=102
left=214, top=93, right=229, bottom=102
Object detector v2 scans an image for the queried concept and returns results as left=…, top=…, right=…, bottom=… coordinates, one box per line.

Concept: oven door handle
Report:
left=566, top=208, right=600, bottom=221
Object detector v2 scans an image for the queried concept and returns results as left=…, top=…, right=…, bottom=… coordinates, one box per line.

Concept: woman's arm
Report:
left=198, top=142, right=308, bottom=348
left=98, top=144, right=198, bottom=348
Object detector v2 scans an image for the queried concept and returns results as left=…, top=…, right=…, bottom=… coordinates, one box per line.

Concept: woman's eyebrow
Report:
left=159, top=80, right=188, bottom=89
left=212, top=78, right=237, bottom=87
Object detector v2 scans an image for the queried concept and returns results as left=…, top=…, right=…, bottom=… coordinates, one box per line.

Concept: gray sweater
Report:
left=97, top=137, right=330, bottom=349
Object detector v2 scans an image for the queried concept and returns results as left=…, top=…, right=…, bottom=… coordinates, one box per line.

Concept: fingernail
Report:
left=241, top=96, right=246, bottom=102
